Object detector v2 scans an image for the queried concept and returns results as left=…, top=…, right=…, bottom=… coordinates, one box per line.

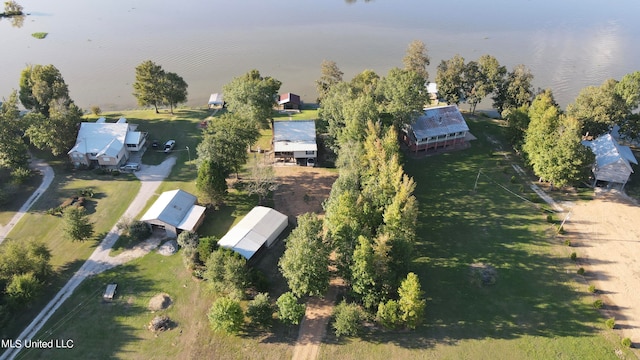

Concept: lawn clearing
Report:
left=319, top=117, right=633, bottom=359
left=0, top=169, right=42, bottom=226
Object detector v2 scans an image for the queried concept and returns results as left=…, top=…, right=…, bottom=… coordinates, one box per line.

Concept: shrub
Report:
left=588, top=285, right=596, bottom=293
left=208, top=297, right=244, bottom=334
left=332, top=301, right=363, bottom=337
left=570, top=252, right=577, bottom=261
left=558, top=225, right=566, bottom=234
left=577, top=267, right=585, bottom=275
left=605, top=317, right=615, bottom=329
left=621, top=337, right=632, bottom=347
left=177, top=231, right=199, bottom=250
left=250, top=268, right=270, bottom=293
left=377, top=299, right=402, bottom=329
left=197, top=236, right=218, bottom=263
left=5, top=273, right=42, bottom=308
left=564, top=239, right=571, bottom=246
left=11, top=167, right=32, bottom=184
left=90, top=105, right=102, bottom=116
left=510, top=175, right=517, bottom=183
left=129, top=221, right=151, bottom=241
left=592, top=299, right=604, bottom=309
left=276, top=292, right=305, bottom=325
left=246, top=293, right=273, bottom=329
left=546, top=214, right=554, bottom=223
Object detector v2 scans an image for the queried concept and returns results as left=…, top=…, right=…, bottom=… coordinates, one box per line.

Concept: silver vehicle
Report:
left=120, top=163, right=140, bottom=171
left=163, top=140, right=176, bottom=153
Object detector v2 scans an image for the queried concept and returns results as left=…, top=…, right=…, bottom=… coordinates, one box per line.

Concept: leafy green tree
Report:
left=478, top=54, right=507, bottom=96
left=493, top=64, right=534, bottom=115
left=316, top=60, right=344, bottom=103
left=504, top=105, right=531, bottom=150
left=128, top=220, right=151, bottom=241
left=436, top=54, right=466, bottom=105
left=398, top=272, right=426, bottom=329
left=197, top=236, right=218, bottom=263
left=462, top=55, right=506, bottom=114
left=24, top=101, right=82, bottom=156
left=177, top=231, right=199, bottom=250
left=204, top=248, right=248, bottom=298
left=0, top=240, right=52, bottom=283
left=332, top=301, right=363, bottom=337
left=19, top=64, right=71, bottom=117
left=161, top=72, right=188, bottom=114
left=0, top=91, right=28, bottom=169
left=196, top=159, right=228, bottom=206
left=223, top=69, right=281, bottom=128
left=350, top=69, right=380, bottom=96
left=246, top=292, right=274, bottom=328
left=615, top=71, right=640, bottom=110
left=279, top=213, right=330, bottom=297
left=208, top=297, right=244, bottom=334
left=196, top=113, right=259, bottom=177
left=324, top=188, right=364, bottom=279
left=523, top=90, right=592, bottom=188
left=376, top=67, right=428, bottom=128
left=276, top=292, right=305, bottom=325
left=567, top=79, right=628, bottom=137
left=351, top=235, right=381, bottom=309
left=402, top=40, right=430, bottom=83
left=62, top=207, right=94, bottom=241
left=132, top=60, right=165, bottom=113
left=3, top=1, right=23, bottom=15
left=5, top=272, right=41, bottom=307
left=376, top=299, right=402, bottom=329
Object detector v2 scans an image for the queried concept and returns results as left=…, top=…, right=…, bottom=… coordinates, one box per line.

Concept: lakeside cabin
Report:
left=273, top=120, right=317, bottom=166
left=402, top=105, right=471, bottom=153
left=582, top=133, right=638, bottom=189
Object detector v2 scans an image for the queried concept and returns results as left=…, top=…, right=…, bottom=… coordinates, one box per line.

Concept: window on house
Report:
left=305, top=151, right=315, bottom=155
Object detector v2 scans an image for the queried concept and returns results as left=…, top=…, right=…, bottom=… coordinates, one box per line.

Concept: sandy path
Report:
left=1, top=157, right=176, bottom=360
left=563, top=189, right=640, bottom=347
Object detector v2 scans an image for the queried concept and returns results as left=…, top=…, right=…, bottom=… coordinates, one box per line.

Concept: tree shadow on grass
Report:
left=16, top=263, right=154, bottom=360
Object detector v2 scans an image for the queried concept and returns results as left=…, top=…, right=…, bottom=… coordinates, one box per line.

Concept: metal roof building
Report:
left=140, top=189, right=206, bottom=238
left=402, top=105, right=471, bottom=152
left=583, top=133, right=638, bottom=188
left=273, top=120, right=317, bottom=163
left=218, top=206, right=288, bottom=260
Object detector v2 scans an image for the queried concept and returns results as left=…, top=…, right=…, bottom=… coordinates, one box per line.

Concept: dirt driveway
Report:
left=272, top=166, right=337, bottom=219
left=563, top=189, right=640, bottom=348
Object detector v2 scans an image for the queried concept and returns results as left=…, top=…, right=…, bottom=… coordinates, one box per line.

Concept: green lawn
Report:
left=320, top=117, right=633, bottom=359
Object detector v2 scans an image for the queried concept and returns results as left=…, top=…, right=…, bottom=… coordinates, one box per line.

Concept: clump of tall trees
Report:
left=132, top=60, right=188, bottom=114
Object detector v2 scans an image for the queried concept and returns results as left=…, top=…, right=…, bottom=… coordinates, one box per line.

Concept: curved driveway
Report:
left=1, top=157, right=176, bottom=360
left=0, top=158, right=54, bottom=244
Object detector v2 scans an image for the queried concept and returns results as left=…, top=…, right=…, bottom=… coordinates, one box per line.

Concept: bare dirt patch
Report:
left=148, top=293, right=173, bottom=311
left=273, top=166, right=337, bottom=218
left=563, top=189, right=640, bottom=349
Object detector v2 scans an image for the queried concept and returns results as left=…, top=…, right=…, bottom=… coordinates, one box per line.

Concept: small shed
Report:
left=277, top=93, right=301, bottom=110
left=583, top=133, right=638, bottom=188
left=208, top=93, right=224, bottom=109
left=140, top=189, right=206, bottom=238
left=103, top=283, right=117, bottom=300
left=218, top=206, right=288, bottom=260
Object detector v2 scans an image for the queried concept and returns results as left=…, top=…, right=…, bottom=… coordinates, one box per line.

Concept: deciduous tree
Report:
left=0, top=240, right=52, bottom=283
left=0, top=91, right=28, bottom=169
left=436, top=54, right=467, bottom=105
left=161, top=72, right=188, bottom=114
left=62, top=206, right=94, bottom=241
left=196, top=159, right=228, bottom=206
left=376, top=68, right=427, bottom=128
left=332, top=301, right=363, bottom=337
left=276, top=292, right=305, bottom=325
left=567, top=78, right=628, bottom=137
left=316, top=60, right=344, bottom=103
left=5, top=272, right=41, bottom=307
left=402, top=40, right=430, bottom=83
left=493, top=64, right=534, bottom=115
left=208, top=297, right=244, bottom=334
left=246, top=292, right=274, bottom=328
left=204, top=248, right=249, bottom=299
left=19, top=64, right=71, bottom=118
left=132, top=60, right=165, bottom=113
left=279, top=213, right=330, bottom=297
left=245, top=161, right=278, bottom=205
left=24, top=100, right=82, bottom=156
left=398, top=272, right=426, bottom=329
left=223, top=69, right=281, bottom=128
left=196, top=113, right=259, bottom=177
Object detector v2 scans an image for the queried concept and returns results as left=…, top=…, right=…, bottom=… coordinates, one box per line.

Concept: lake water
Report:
left=1, top=0, right=639, bottom=111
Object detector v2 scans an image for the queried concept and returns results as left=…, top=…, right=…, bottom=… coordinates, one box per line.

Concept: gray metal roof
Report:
left=141, top=189, right=198, bottom=228
left=273, top=120, right=317, bottom=152
left=409, top=105, right=469, bottom=140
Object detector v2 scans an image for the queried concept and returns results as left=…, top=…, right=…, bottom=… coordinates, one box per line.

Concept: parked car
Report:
left=120, top=163, right=140, bottom=172
left=164, top=140, right=175, bottom=153
left=151, top=139, right=159, bottom=149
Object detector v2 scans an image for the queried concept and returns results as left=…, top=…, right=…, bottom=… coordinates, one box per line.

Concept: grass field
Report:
left=5, top=111, right=634, bottom=359
left=319, top=116, right=633, bottom=359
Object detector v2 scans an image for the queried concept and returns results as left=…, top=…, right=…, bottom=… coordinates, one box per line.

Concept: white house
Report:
left=218, top=206, right=288, bottom=260
left=273, top=120, right=317, bottom=165
left=140, top=189, right=206, bottom=238
left=68, top=117, right=147, bottom=168
left=583, top=133, right=638, bottom=188
left=402, top=105, right=470, bottom=153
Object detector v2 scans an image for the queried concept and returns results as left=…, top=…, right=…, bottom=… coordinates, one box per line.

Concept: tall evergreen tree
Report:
left=398, top=272, right=426, bottom=329
left=196, top=159, right=228, bottom=206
